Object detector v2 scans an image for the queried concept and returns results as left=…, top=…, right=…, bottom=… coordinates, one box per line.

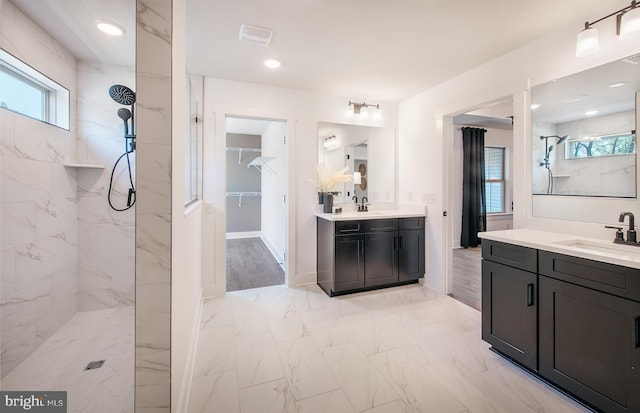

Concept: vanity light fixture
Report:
left=323, top=134, right=339, bottom=150
left=96, top=20, right=125, bottom=36
left=347, top=101, right=382, bottom=120
left=576, top=1, right=640, bottom=57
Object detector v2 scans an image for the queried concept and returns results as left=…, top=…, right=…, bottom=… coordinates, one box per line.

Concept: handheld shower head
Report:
left=109, top=84, right=136, bottom=105
left=548, top=145, right=554, bottom=154
left=117, top=108, right=132, bottom=136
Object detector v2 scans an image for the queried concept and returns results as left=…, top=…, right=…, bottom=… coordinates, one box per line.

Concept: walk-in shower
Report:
left=108, top=84, right=137, bottom=211
left=539, top=135, right=569, bottom=194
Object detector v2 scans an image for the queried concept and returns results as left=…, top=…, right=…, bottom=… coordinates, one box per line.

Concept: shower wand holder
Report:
left=126, top=134, right=136, bottom=153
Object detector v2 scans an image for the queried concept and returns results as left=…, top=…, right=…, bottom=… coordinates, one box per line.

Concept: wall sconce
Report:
left=347, top=101, right=382, bottom=120
left=323, top=134, right=339, bottom=150
left=576, top=0, right=640, bottom=57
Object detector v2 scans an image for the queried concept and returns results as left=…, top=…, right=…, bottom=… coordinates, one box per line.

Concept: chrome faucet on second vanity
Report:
left=619, top=211, right=636, bottom=243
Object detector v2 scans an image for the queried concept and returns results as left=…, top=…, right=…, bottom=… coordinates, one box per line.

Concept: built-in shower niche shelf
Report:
left=64, top=163, right=105, bottom=169
left=248, top=157, right=275, bottom=174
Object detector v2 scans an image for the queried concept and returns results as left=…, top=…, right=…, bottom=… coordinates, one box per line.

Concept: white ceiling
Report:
left=9, top=0, right=619, bottom=102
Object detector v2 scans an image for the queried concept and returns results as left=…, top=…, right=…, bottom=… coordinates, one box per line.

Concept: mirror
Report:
left=531, top=55, right=639, bottom=198
left=318, top=122, right=395, bottom=204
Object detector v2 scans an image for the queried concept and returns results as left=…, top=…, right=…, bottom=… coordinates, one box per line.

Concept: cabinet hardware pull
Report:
left=527, top=284, right=535, bottom=306
left=636, top=317, right=640, bottom=349
left=360, top=240, right=364, bottom=255
left=394, top=237, right=397, bottom=250
left=399, top=236, right=403, bottom=249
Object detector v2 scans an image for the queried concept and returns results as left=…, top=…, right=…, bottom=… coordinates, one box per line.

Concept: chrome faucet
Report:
left=352, top=195, right=358, bottom=205
left=619, top=212, right=637, bottom=243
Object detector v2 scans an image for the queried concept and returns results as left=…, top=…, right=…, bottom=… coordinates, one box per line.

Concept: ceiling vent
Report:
left=239, top=24, right=273, bottom=46
left=622, top=53, right=640, bottom=65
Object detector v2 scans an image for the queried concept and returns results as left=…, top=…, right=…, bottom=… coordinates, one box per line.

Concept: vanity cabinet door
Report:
left=482, top=260, right=538, bottom=371
left=398, top=229, right=425, bottom=281
left=364, top=232, right=398, bottom=287
left=539, top=276, right=640, bottom=413
left=334, top=235, right=365, bottom=292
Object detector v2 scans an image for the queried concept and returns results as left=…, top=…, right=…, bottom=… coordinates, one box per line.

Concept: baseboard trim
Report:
left=176, top=287, right=203, bottom=413
left=293, top=272, right=317, bottom=287
left=226, top=231, right=261, bottom=239
left=260, top=235, right=284, bottom=264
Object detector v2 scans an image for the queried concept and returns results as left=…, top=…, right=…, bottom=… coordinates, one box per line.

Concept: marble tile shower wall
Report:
left=76, top=62, right=136, bottom=311
left=0, top=0, right=78, bottom=377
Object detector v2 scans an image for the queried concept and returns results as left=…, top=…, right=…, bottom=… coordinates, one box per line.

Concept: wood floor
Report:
left=226, top=237, right=284, bottom=292
left=450, top=247, right=482, bottom=311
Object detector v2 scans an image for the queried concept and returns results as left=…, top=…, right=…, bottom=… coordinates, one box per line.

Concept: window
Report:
left=484, top=147, right=505, bottom=214
left=0, top=49, right=69, bottom=129
left=567, top=132, right=636, bottom=159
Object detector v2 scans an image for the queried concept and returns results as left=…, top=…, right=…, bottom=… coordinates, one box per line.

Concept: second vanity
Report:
left=316, top=210, right=425, bottom=296
left=479, top=229, right=640, bottom=413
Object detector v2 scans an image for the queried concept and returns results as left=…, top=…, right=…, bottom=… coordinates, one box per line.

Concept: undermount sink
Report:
left=552, top=239, right=640, bottom=260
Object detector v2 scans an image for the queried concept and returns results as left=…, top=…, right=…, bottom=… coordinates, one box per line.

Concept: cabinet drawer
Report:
left=482, top=240, right=537, bottom=273
left=364, top=218, right=398, bottom=233
left=399, top=217, right=425, bottom=230
left=335, top=221, right=364, bottom=234
left=539, top=251, right=640, bottom=302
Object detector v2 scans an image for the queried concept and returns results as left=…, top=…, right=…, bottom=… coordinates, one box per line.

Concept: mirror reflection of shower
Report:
left=108, top=84, right=137, bottom=211
left=539, top=135, right=569, bottom=194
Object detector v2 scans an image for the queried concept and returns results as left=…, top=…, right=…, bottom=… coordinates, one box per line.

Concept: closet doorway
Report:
left=449, top=100, right=514, bottom=310
left=225, top=116, right=288, bottom=292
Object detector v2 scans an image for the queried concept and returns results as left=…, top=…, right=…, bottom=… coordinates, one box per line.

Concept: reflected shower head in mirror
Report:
left=109, top=84, right=136, bottom=105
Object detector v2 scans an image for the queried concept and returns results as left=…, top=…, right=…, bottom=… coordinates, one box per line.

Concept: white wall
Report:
left=202, top=78, right=398, bottom=293
left=261, top=121, right=287, bottom=263
left=452, top=127, right=513, bottom=248
left=399, top=18, right=640, bottom=293
left=0, top=0, right=78, bottom=377
left=170, top=6, right=205, bottom=411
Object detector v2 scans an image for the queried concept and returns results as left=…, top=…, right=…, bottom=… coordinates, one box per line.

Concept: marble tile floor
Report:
left=188, top=283, right=592, bottom=413
left=1, top=306, right=134, bottom=413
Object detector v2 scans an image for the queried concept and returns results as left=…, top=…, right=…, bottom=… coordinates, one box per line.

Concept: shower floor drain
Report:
left=85, top=360, right=105, bottom=370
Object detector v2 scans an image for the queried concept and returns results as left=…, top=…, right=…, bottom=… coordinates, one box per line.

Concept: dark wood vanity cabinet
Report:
left=481, top=241, right=538, bottom=370
left=538, top=251, right=640, bottom=413
left=317, top=217, right=425, bottom=296
left=482, top=241, right=640, bottom=413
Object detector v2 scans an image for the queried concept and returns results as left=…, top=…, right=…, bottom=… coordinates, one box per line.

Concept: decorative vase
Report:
left=318, top=192, right=324, bottom=204
left=322, top=193, right=333, bottom=213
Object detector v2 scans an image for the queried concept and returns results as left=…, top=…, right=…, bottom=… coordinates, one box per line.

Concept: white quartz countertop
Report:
left=479, top=229, right=640, bottom=269
left=315, top=210, right=425, bottom=222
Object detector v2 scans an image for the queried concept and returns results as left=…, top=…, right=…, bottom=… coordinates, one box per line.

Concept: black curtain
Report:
left=461, top=127, right=486, bottom=248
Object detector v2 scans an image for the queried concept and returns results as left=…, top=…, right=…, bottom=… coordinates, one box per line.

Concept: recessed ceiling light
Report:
left=584, top=110, right=599, bottom=116
left=264, top=59, right=281, bottom=69
left=608, top=81, right=626, bottom=88
left=530, top=104, right=541, bottom=110
left=96, top=20, right=125, bottom=36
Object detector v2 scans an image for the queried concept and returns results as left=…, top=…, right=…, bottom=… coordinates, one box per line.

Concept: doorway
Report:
left=448, top=100, right=514, bottom=310
left=225, top=116, right=288, bottom=292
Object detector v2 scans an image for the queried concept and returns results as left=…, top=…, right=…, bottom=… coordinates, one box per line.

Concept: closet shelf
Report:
left=248, top=157, right=275, bottom=174
left=227, top=147, right=261, bottom=164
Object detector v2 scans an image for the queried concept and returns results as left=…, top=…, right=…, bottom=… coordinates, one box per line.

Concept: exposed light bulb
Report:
left=576, top=24, right=599, bottom=57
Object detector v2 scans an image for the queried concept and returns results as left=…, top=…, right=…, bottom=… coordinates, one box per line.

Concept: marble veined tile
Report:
left=238, top=378, right=297, bottom=413
left=370, top=348, right=467, bottom=413
left=296, top=389, right=355, bottom=413
left=200, top=296, right=232, bottom=330
left=235, top=329, right=286, bottom=389
left=276, top=336, right=340, bottom=401
left=321, top=342, right=399, bottom=412
left=188, top=369, right=240, bottom=413
left=193, top=326, right=235, bottom=378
